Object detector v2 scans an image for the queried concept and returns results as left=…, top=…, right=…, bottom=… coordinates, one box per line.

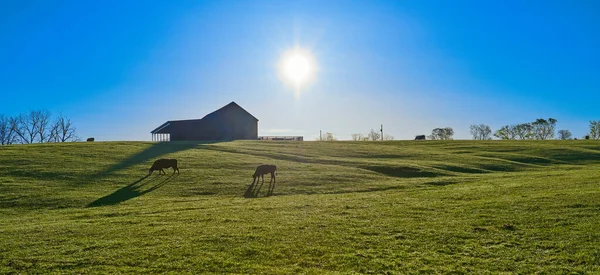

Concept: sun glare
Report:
left=284, top=54, right=310, bottom=83
left=278, top=48, right=317, bottom=94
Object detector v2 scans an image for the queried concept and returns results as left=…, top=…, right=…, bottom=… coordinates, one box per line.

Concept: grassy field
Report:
left=1, top=140, right=599, bottom=274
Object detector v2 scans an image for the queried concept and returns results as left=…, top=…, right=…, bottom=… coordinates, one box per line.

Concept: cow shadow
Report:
left=98, top=142, right=207, bottom=177
left=243, top=179, right=275, bottom=198
left=244, top=181, right=258, bottom=198
left=87, top=174, right=176, bottom=207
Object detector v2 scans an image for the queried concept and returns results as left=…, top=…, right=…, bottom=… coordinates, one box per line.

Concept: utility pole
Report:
left=320, top=129, right=322, bottom=141
left=381, top=124, right=383, bottom=141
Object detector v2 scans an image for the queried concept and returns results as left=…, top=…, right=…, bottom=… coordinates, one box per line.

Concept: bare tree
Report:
left=6, top=110, right=78, bottom=144
left=12, top=110, right=52, bottom=143
left=0, top=115, right=9, bottom=145
left=590, top=120, right=600, bottom=140
left=14, top=113, right=35, bottom=144
left=34, top=110, right=52, bottom=143
left=50, top=115, right=78, bottom=142
left=351, top=133, right=364, bottom=141
left=8, top=117, right=21, bottom=144
left=324, top=132, right=336, bottom=141
left=368, top=129, right=381, bottom=141
left=0, top=115, right=19, bottom=145
left=470, top=124, right=492, bottom=140
left=383, top=134, right=394, bottom=141
left=557, top=130, right=572, bottom=140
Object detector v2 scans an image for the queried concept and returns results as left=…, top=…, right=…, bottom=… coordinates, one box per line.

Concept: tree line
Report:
left=0, top=110, right=78, bottom=145
left=319, top=119, right=600, bottom=141
left=471, top=118, right=600, bottom=140
left=350, top=129, right=394, bottom=141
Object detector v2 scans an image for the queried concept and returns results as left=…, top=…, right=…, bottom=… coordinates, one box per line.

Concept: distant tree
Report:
left=13, top=110, right=52, bottom=144
left=49, top=115, right=78, bottom=142
left=557, top=130, right=572, bottom=140
left=470, top=124, right=492, bottom=140
left=532, top=118, right=557, bottom=140
left=2, top=111, right=78, bottom=145
left=494, top=125, right=517, bottom=140
left=430, top=127, right=454, bottom=140
left=34, top=110, right=52, bottom=143
left=383, top=134, right=394, bottom=141
left=514, top=123, right=534, bottom=140
left=351, top=133, right=364, bottom=141
left=324, top=132, right=336, bottom=141
left=14, top=113, right=34, bottom=144
left=443, top=127, right=454, bottom=140
left=589, top=120, right=600, bottom=140
left=8, top=117, right=21, bottom=144
left=0, top=115, right=18, bottom=145
left=368, top=129, right=381, bottom=141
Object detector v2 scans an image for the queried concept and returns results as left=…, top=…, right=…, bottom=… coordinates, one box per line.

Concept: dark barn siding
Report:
left=151, top=102, right=258, bottom=141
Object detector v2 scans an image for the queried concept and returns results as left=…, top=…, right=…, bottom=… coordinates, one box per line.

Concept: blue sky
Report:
left=1, top=0, right=599, bottom=140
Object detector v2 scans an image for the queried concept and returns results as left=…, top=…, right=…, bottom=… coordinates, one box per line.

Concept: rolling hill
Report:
left=1, top=140, right=599, bottom=273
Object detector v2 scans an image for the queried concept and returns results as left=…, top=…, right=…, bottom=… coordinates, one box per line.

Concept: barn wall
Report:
left=164, top=106, right=258, bottom=141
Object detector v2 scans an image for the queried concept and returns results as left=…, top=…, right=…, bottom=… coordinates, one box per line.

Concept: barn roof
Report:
left=150, top=101, right=258, bottom=134
left=201, top=101, right=259, bottom=121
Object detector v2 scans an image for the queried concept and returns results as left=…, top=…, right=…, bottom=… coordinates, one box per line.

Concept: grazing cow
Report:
left=415, top=135, right=426, bottom=140
left=149, top=159, right=179, bottom=175
left=251, top=164, right=277, bottom=196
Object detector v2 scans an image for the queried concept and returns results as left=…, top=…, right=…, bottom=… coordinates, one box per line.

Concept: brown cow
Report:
left=252, top=164, right=277, bottom=196
left=149, top=159, right=179, bottom=175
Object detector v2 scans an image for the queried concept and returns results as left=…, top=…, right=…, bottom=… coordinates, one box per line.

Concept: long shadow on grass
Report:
left=243, top=178, right=276, bottom=198
left=361, top=166, right=441, bottom=178
left=87, top=174, right=176, bottom=207
left=97, top=142, right=214, bottom=177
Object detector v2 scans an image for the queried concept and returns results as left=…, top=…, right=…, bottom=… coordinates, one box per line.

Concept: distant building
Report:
left=151, top=101, right=258, bottom=141
left=259, top=136, right=303, bottom=141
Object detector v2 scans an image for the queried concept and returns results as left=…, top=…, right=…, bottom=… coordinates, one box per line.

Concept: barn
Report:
left=150, top=101, right=258, bottom=141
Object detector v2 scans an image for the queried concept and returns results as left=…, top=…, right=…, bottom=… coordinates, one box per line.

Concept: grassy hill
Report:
left=1, top=140, right=599, bottom=273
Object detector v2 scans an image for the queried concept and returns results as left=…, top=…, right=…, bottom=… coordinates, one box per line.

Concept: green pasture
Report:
left=1, top=140, right=599, bottom=273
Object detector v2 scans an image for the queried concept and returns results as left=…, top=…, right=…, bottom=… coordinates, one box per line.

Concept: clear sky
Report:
left=2, top=0, right=599, bottom=140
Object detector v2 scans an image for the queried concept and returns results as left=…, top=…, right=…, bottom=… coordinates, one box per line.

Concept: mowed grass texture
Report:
left=1, top=140, right=599, bottom=274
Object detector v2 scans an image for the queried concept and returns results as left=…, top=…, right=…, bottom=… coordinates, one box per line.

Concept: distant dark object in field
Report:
left=246, top=164, right=277, bottom=197
left=415, top=135, right=426, bottom=140
left=501, top=224, right=516, bottom=231
left=574, top=138, right=578, bottom=140
left=585, top=135, right=590, bottom=140
left=149, top=159, right=179, bottom=175
left=86, top=137, right=95, bottom=142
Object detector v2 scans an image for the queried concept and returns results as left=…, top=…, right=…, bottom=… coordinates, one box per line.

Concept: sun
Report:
left=284, top=54, right=310, bottom=84
left=278, top=48, right=317, bottom=93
